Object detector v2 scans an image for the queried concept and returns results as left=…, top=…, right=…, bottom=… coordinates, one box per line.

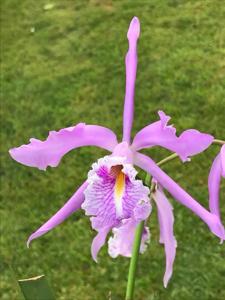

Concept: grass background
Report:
left=1, top=0, right=225, bottom=299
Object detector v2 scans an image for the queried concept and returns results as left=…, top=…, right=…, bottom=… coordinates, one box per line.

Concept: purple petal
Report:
left=132, top=111, right=214, bottom=161
left=91, top=227, right=110, bottom=262
left=208, top=145, right=225, bottom=222
left=208, top=153, right=222, bottom=218
left=9, top=124, right=118, bottom=170
left=152, top=185, right=177, bottom=288
left=27, top=181, right=88, bottom=246
left=221, top=145, right=225, bottom=177
left=134, top=152, right=225, bottom=240
left=122, top=17, right=140, bottom=143
left=108, top=218, right=150, bottom=258
left=133, top=200, right=151, bottom=221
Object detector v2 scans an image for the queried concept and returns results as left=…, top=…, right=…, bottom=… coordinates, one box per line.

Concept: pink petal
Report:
left=134, top=152, right=225, bottom=241
left=133, top=200, right=151, bottom=222
left=208, top=152, right=222, bottom=218
left=27, top=181, right=88, bottom=246
left=122, top=17, right=140, bottom=143
left=9, top=124, right=118, bottom=170
left=221, top=145, right=225, bottom=177
left=208, top=145, right=225, bottom=228
left=132, top=111, right=214, bottom=161
left=152, top=185, right=177, bottom=288
left=108, top=218, right=150, bottom=258
left=91, top=227, right=110, bottom=262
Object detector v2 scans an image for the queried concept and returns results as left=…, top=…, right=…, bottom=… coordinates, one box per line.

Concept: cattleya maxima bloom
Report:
left=9, top=17, right=225, bottom=287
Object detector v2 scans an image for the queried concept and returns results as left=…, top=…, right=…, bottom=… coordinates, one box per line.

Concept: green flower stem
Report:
left=213, top=139, right=225, bottom=145
left=157, top=153, right=178, bottom=166
left=125, top=220, right=145, bottom=300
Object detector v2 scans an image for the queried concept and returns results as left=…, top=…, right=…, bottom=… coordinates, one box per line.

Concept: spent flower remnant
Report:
left=9, top=17, right=225, bottom=287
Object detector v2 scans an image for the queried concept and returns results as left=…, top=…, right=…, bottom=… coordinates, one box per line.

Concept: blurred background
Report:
left=1, top=0, right=225, bottom=299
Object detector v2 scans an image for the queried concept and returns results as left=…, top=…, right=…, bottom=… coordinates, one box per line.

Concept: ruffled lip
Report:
left=82, top=155, right=150, bottom=229
left=82, top=155, right=151, bottom=261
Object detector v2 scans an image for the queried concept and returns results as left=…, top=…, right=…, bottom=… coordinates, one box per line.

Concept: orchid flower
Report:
left=9, top=17, right=225, bottom=287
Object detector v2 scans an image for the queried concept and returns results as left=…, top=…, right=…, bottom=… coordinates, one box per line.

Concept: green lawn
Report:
left=1, top=1, right=225, bottom=299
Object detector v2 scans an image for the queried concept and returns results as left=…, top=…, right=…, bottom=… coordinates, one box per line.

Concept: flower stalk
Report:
left=125, top=220, right=145, bottom=300
left=213, top=139, right=225, bottom=145
left=126, top=169, right=153, bottom=300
